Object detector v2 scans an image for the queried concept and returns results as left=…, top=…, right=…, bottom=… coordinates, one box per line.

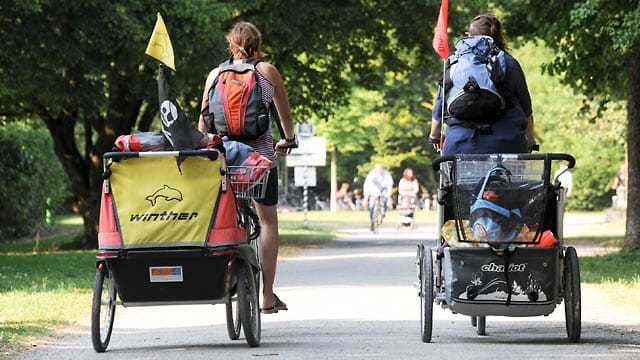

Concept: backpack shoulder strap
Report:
left=246, top=57, right=262, bottom=67
left=217, top=56, right=261, bottom=73
left=248, top=57, right=287, bottom=140
left=491, top=50, right=512, bottom=108
left=443, top=56, right=455, bottom=91
left=218, top=55, right=235, bottom=69
left=270, top=106, right=286, bottom=140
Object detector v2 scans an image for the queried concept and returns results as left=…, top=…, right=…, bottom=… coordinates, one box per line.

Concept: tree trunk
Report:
left=624, top=40, right=640, bottom=252
left=77, top=182, right=101, bottom=249
left=42, top=107, right=122, bottom=248
left=43, top=115, right=102, bottom=248
left=330, top=146, right=337, bottom=212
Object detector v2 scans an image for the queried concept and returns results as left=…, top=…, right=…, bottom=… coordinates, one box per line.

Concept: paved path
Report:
left=13, top=225, right=640, bottom=359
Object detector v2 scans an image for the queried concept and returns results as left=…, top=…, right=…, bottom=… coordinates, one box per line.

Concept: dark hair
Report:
left=468, top=13, right=510, bottom=53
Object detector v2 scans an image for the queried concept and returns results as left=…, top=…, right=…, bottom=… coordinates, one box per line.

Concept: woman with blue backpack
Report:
left=429, top=13, right=537, bottom=155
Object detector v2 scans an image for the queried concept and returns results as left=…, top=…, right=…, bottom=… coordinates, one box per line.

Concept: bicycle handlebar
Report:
left=277, top=135, right=299, bottom=150
left=278, top=142, right=299, bottom=150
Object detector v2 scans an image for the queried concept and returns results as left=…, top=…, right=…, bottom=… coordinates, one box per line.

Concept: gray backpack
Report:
left=204, top=57, right=270, bottom=140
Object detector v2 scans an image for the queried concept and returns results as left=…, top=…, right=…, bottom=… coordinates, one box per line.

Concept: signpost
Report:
left=285, top=136, right=327, bottom=167
left=286, top=123, right=326, bottom=225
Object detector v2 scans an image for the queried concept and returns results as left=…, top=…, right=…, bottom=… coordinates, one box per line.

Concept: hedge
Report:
left=0, top=122, right=69, bottom=241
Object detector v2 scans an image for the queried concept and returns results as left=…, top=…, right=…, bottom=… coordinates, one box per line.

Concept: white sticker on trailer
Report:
left=149, top=266, right=184, bottom=282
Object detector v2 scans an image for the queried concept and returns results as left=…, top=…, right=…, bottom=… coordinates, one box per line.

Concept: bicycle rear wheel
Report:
left=225, top=293, right=241, bottom=340
left=373, top=198, right=383, bottom=234
left=238, top=262, right=261, bottom=347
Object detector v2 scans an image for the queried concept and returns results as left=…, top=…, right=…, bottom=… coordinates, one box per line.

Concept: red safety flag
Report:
left=432, top=0, right=449, bottom=59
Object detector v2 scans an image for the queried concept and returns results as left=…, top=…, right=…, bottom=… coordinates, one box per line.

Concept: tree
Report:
left=0, top=0, right=439, bottom=246
left=520, top=1, right=640, bottom=251
left=0, top=1, right=229, bottom=246
left=315, top=78, right=437, bottom=205
left=514, top=42, right=626, bottom=211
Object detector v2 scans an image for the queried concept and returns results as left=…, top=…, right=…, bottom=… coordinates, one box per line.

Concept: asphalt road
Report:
left=12, top=223, right=640, bottom=359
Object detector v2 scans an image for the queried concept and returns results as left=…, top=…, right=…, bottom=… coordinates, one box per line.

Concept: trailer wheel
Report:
left=91, top=264, right=116, bottom=352
left=564, top=246, right=581, bottom=342
left=419, top=245, right=434, bottom=343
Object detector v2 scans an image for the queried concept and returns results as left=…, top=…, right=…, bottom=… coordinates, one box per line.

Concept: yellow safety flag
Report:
left=145, top=12, right=176, bottom=71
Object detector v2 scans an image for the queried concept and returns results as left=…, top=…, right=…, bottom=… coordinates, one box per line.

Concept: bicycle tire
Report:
left=564, top=246, right=581, bottom=342
left=373, top=197, right=383, bottom=234
left=237, top=262, right=261, bottom=347
left=225, top=292, right=241, bottom=340
left=91, top=265, right=116, bottom=353
left=420, top=246, right=434, bottom=343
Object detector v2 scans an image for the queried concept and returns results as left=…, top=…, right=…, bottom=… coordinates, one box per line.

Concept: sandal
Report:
left=261, top=294, right=288, bottom=314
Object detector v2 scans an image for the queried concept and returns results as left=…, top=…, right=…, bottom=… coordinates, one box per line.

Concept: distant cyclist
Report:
left=363, top=164, right=394, bottom=232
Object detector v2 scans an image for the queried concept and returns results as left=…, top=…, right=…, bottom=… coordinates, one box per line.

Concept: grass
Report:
left=561, top=212, right=640, bottom=284
left=0, top=226, right=93, bottom=354
left=0, top=210, right=638, bottom=354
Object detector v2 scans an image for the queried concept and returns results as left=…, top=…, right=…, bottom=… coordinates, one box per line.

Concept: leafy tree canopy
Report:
left=516, top=0, right=640, bottom=250
left=508, top=0, right=640, bottom=100
left=0, top=0, right=441, bottom=245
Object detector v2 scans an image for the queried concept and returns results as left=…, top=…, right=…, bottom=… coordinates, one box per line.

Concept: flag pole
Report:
left=441, top=59, right=446, bottom=147
left=432, top=0, right=449, bottom=149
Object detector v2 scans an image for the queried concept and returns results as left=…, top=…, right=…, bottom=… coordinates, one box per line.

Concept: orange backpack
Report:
left=204, top=57, right=270, bottom=139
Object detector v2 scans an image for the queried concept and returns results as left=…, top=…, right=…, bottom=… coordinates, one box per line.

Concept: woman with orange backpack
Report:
left=199, top=22, right=296, bottom=314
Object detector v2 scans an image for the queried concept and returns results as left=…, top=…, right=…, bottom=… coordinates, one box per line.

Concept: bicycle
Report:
left=228, top=142, right=298, bottom=263
left=225, top=141, right=297, bottom=332
left=225, top=164, right=272, bottom=345
left=370, top=195, right=386, bottom=234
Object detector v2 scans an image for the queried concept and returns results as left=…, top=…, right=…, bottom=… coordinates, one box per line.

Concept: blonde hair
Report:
left=226, top=22, right=267, bottom=58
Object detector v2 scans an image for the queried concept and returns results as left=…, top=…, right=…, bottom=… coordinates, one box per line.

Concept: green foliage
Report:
left=521, top=0, right=639, bottom=101
left=314, top=40, right=440, bottom=195
left=508, top=0, right=639, bottom=250
left=514, top=41, right=626, bottom=210
left=0, top=123, right=69, bottom=241
left=230, top=0, right=442, bottom=119
left=0, top=1, right=229, bottom=120
left=0, top=0, right=444, bottom=244
left=1, top=0, right=636, bottom=243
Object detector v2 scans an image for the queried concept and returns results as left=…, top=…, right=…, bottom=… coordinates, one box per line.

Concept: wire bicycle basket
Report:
left=227, top=166, right=271, bottom=199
